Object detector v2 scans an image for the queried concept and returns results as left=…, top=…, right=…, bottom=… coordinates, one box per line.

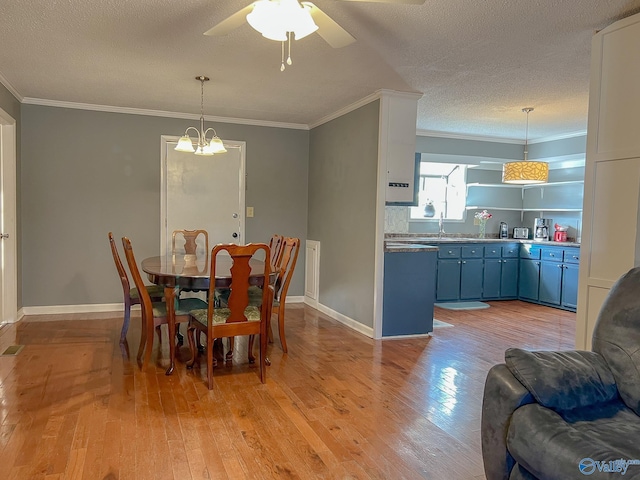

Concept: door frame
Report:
left=160, top=135, right=246, bottom=255
left=0, top=107, right=17, bottom=323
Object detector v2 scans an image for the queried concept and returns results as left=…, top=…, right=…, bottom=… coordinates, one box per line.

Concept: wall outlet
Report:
left=246, top=206, right=254, bottom=218
left=473, top=217, right=480, bottom=226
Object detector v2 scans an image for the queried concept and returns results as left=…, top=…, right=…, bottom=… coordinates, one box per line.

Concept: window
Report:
left=410, top=162, right=467, bottom=220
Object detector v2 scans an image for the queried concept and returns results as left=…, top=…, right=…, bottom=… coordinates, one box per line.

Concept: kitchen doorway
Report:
left=0, top=107, right=17, bottom=324
left=160, top=136, right=246, bottom=255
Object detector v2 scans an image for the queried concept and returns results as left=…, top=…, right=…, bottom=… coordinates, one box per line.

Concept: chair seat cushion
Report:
left=130, top=284, right=165, bottom=300
left=215, top=286, right=267, bottom=307
left=507, top=401, right=640, bottom=479
left=190, top=306, right=261, bottom=326
left=151, top=298, right=207, bottom=317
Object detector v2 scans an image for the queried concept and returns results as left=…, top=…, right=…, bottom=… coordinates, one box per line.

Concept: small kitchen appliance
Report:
left=553, top=223, right=568, bottom=242
left=499, top=222, right=509, bottom=238
left=533, top=218, right=552, bottom=241
left=513, top=227, right=529, bottom=239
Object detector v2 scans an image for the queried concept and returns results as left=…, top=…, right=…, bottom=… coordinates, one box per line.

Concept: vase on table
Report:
left=478, top=220, right=487, bottom=239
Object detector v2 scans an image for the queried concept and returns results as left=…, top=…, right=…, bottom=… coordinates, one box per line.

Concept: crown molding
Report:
left=417, top=129, right=523, bottom=144
left=309, top=89, right=422, bottom=129
left=0, top=73, right=23, bottom=102
left=528, top=130, right=587, bottom=144
left=21, top=97, right=309, bottom=130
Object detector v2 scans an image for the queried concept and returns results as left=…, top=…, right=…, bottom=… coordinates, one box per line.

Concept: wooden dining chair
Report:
left=122, top=237, right=208, bottom=369
left=172, top=229, right=209, bottom=256
left=269, top=236, right=300, bottom=353
left=186, top=243, right=274, bottom=390
left=269, top=233, right=284, bottom=267
left=108, top=232, right=165, bottom=344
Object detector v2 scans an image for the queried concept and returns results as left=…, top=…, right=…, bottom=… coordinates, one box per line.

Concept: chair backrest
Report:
left=172, top=229, right=209, bottom=256
left=274, top=237, right=300, bottom=302
left=269, top=234, right=284, bottom=267
left=109, top=232, right=131, bottom=296
left=206, top=243, right=271, bottom=325
left=121, top=237, right=153, bottom=320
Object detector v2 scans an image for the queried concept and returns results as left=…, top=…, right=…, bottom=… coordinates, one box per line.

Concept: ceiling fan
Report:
left=204, top=0, right=425, bottom=70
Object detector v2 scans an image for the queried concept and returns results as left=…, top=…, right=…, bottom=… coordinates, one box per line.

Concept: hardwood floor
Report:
left=0, top=301, right=575, bottom=479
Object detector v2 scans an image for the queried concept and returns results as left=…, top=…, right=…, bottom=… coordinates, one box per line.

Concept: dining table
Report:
left=141, top=253, right=274, bottom=375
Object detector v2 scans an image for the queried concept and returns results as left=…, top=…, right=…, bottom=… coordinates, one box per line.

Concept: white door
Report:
left=0, top=108, right=17, bottom=324
left=161, top=137, right=245, bottom=255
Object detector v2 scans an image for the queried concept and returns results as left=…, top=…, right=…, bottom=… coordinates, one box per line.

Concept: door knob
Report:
left=0, top=233, right=8, bottom=239
left=232, top=213, right=239, bottom=219
left=232, top=232, right=238, bottom=238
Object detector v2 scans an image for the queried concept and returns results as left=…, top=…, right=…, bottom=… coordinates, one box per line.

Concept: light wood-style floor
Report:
left=0, top=300, right=575, bottom=479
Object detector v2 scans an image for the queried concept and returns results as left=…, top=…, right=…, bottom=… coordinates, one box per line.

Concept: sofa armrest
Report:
left=481, top=363, right=534, bottom=480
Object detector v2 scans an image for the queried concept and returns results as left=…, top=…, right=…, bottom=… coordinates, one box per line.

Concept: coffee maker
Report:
left=533, top=218, right=551, bottom=241
left=499, top=222, right=509, bottom=238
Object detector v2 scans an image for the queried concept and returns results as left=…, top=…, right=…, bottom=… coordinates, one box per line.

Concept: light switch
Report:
left=246, top=206, right=254, bottom=218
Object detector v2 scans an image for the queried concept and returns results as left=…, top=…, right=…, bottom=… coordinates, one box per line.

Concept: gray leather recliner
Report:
left=481, top=266, right=640, bottom=480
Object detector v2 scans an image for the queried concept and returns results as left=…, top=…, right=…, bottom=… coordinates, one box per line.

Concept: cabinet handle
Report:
left=471, top=250, right=475, bottom=253
left=491, top=250, right=497, bottom=254
left=458, top=261, right=461, bottom=264
left=557, top=264, right=562, bottom=268
left=573, top=256, right=579, bottom=260
left=462, top=261, right=466, bottom=264
left=448, top=250, right=453, bottom=254
left=550, top=253, right=555, bottom=257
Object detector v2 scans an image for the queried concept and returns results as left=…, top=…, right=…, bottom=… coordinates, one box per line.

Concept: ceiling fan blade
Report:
left=304, top=3, right=356, bottom=48
left=203, top=4, right=254, bottom=36
left=337, top=0, right=425, bottom=4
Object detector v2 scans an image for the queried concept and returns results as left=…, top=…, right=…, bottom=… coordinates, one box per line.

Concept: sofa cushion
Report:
left=507, top=402, right=640, bottom=480
left=592, top=266, right=640, bottom=416
left=505, top=348, right=618, bottom=413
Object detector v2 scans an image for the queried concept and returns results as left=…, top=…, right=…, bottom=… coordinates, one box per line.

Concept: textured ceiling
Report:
left=1, top=0, right=639, bottom=140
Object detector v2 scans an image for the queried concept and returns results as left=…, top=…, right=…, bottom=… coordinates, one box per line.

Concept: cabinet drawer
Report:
left=484, top=245, right=501, bottom=258
left=438, top=246, right=461, bottom=259
left=564, top=249, right=580, bottom=264
left=541, top=248, right=563, bottom=262
left=462, top=246, right=483, bottom=258
left=520, top=245, right=541, bottom=260
left=502, top=245, right=519, bottom=258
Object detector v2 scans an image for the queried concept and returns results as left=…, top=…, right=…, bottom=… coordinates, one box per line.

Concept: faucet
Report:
left=438, top=212, right=445, bottom=237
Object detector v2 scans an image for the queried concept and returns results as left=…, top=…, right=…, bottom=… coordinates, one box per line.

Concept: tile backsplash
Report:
left=385, top=206, right=409, bottom=233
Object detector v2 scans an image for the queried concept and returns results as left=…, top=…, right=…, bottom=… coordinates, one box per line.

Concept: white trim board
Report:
left=311, top=301, right=375, bottom=339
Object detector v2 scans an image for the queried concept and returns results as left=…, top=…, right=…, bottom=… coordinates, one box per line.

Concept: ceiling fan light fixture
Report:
left=502, top=107, right=549, bottom=185
left=247, top=0, right=318, bottom=41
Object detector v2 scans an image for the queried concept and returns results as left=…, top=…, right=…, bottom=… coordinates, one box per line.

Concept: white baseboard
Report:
left=303, top=296, right=318, bottom=309
left=21, top=303, right=125, bottom=316
left=381, top=332, right=433, bottom=340
left=19, top=297, right=306, bottom=317
left=314, top=302, right=374, bottom=339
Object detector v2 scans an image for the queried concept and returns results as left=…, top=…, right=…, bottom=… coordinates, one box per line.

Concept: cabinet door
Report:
left=500, top=259, right=519, bottom=298
left=561, top=264, right=579, bottom=310
left=483, top=259, right=502, bottom=299
left=460, top=259, right=483, bottom=299
left=436, top=259, right=461, bottom=301
left=519, top=259, right=540, bottom=301
left=539, top=261, right=562, bottom=305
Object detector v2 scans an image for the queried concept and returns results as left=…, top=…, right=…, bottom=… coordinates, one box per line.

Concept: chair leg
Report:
left=186, top=324, right=197, bottom=368
left=277, top=304, right=288, bottom=353
left=137, top=313, right=147, bottom=364
left=176, top=324, right=184, bottom=345
left=260, top=330, right=267, bottom=384
left=247, top=335, right=256, bottom=364
left=226, top=337, right=234, bottom=362
left=120, top=298, right=132, bottom=344
left=206, top=335, right=214, bottom=390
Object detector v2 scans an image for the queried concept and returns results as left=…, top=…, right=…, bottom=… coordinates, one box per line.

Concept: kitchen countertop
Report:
left=385, top=235, right=581, bottom=248
left=384, top=242, right=439, bottom=253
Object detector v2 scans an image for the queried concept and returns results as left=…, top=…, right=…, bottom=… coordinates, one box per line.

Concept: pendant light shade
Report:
left=502, top=107, right=549, bottom=184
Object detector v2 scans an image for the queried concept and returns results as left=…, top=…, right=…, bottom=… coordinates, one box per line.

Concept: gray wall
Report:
left=21, top=105, right=309, bottom=307
left=308, top=101, right=380, bottom=328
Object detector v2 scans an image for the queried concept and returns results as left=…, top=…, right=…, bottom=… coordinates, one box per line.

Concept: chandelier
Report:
left=246, top=0, right=319, bottom=71
left=502, top=107, right=549, bottom=184
left=175, top=76, right=227, bottom=156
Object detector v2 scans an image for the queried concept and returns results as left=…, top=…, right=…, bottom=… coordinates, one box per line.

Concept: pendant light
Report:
left=502, top=107, right=549, bottom=184
left=175, top=76, right=227, bottom=156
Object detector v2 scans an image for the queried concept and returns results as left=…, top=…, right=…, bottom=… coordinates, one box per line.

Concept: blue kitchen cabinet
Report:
left=460, top=258, right=484, bottom=299
left=561, top=263, right=579, bottom=309
left=519, top=259, right=540, bottom=301
left=500, top=259, right=519, bottom=298
left=482, top=258, right=502, bottom=298
left=436, top=259, right=461, bottom=301
left=539, top=259, right=563, bottom=305
left=382, top=250, right=436, bottom=336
